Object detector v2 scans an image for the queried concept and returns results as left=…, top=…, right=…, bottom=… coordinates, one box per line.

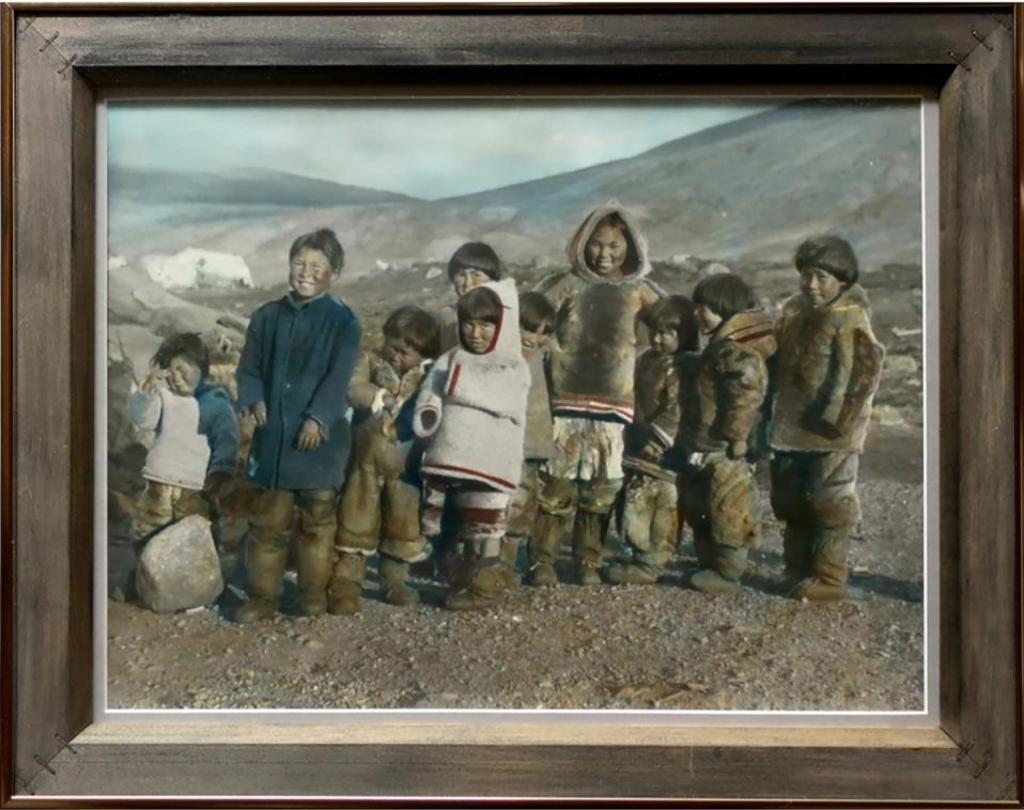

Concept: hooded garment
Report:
left=679, top=309, right=777, bottom=455
left=770, top=284, right=884, bottom=453
left=413, top=278, right=531, bottom=493
left=534, top=205, right=664, bottom=424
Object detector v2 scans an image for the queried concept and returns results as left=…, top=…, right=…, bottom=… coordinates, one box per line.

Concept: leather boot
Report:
left=572, top=510, right=607, bottom=586
left=689, top=545, right=747, bottom=595
left=296, top=533, right=335, bottom=617
left=527, top=512, right=563, bottom=587
left=444, top=557, right=505, bottom=611
left=328, top=552, right=366, bottom=615
left=379, top=555, right=419, bottom=607
left=498, top=536, right=521, bottom=588
left=788, top=530, right=848, bottom=601
left=604, top=557, right=661, bottom=585
left=236, top=530, right=288, bottom=624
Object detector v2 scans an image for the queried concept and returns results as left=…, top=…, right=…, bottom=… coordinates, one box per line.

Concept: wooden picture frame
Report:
left=1, top=4, right=1020, bottom=803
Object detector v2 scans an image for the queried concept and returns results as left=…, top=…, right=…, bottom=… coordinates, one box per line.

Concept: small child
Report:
left=532, top=205, right=664, bottom=585
left=506, top=291, right=557, bottom=587
left=130, top=333, right=239, bottom=542
left=413, top=278, right=530, bottom=610
left=234, top=227, right=361, bottom=623
left=438, top=242, right=504, bottom=351
left=605, top=295, right=699, bottom=584
left=330, top=306, right=442, bottom=614
left=678, top=273, right=775, bottom=594
left=769, top=236, right=884, bottom=601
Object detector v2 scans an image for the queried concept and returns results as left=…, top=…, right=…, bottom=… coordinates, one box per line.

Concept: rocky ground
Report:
left=107, top=425, right=924, bottom=712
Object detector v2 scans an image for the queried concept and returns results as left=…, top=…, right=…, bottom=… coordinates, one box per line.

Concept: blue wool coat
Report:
left=194, top=383, right=240, bottom=476
left=236, top=293, right=361, bottom=490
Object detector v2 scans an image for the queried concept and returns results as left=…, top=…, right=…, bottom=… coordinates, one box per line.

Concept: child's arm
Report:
left=302, top=315, right=362, bottom=445
left=128, top=381, right=163, bottom=432
left=648, top=364, right=682, bottom=451
left=199, top=393, right=240, bottom=498
left=347, top=351, right=384, bottom=412
left=815, top=306, right=879, bottom=436
left=413, top=353, right=450, bottom=438
left=235, top=313, right=266, bottom=423
left=716, top=344, right=768, bottom=458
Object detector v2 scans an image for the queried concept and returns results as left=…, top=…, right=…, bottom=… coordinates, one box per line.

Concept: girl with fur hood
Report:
left=413, top=278, right=530, bottom=610
left=769, top=236, right=884, bottom=601
left=679, top=273, right=776, bottom=595
left=531, top=205, right=664, bottom=585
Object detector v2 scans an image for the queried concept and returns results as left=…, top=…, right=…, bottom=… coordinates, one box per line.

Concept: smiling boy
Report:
left=234, top=228, right=361, bottom=622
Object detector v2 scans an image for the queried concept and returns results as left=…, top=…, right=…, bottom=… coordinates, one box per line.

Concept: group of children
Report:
left=128, top=206, right=884, bottom=620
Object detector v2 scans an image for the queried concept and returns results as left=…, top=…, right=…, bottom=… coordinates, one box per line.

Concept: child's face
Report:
left=166, top=355, right=202, bottom=396
left=520, top=327, right=550, bottom=358
left=799, top=266, right=842, bottom=308
left=695, top=304, right=723, bottom=335
left=289, top=247, right=333, bottom=301
left=451, top=267, right=491, bottom=298
left=585, top=223, right=629, bottom=278
left=382, top=336, right=425, bottom=374
left=651, top=327, right=680, bottom=355
left=460, top=318, right=497, bottom=354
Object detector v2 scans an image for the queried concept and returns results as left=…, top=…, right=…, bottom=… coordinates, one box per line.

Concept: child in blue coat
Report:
left=235, top=228, right=361, bottom=622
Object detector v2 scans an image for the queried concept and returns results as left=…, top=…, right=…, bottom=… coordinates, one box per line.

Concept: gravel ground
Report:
left=107, top=426, right=924, bottom=712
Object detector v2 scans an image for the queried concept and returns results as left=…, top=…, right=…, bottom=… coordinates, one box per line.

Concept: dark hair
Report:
left=456, top=286, right=503, bottom=326
left=447, top=242, right=503, bottom=282
left=692, top=273, right=758, bottom=322
left=585, top=212, right=640, bottom=276
left=383, top=306, right=442, bottom=360
left=794, top=235, right=859, bottom=284
left=519, top=291, right=556, bottom=335
left=641, top=295, right=699, bottom=353
left=289, top=228, right=345, bottom=275
left=151, top=333, right=210, bottom=379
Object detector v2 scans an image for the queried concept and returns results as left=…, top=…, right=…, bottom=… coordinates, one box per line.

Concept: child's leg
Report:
left=679, top=466, right=714, bottom=568
left=171, top=487, right=210, bottom=524
left=330, top=428, right=385, bottom=615
left=532, top=472, right=577, bottom=586
left=575, top=476, right=622, bottom=585
left=443, top=485, right=510, bottom=610
left=238, top=489, right=295, bottom=622
left=791, top=452, right=861, bottom=601
left=378, top=454, right=429, bottom=608
left=769, top=452, right=815, bottom=580
left=131, top=481, right=176, bottom=542
left=293, top=488, right=339, bottom=616
left=689, top=456, right=757, bottom=594
left=611, top=473, right=680, bottom=584
left=503, top=460, right=539, bottom=587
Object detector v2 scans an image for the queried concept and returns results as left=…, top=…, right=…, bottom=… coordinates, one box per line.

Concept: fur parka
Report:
left=348, top=351, right=430, bottom=441
left=413, top=278, right=531, bottom=493
left=623, top=348, right=695, bottom=480
left=770, top=284, right=884, bottom=453
left=535, top=205, right=663, bottom=424
left=679, top=310, right=776, bottom=455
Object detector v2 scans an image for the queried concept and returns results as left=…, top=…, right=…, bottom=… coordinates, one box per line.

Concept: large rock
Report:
left=136, top=515, right=224, bottom=613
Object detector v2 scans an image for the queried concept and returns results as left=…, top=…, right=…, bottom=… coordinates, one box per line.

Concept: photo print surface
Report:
left=104, top=98, right=926, bottom=711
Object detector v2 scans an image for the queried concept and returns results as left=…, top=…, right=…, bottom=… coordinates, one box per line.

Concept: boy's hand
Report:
left=248, top=402, right=267, bottom=426
left=202, top=471, right=236, bottom=500
left=727, top=440, right=748, bottom=460
left=641, top=438, right=664, bottom=460
left=296, top=417, right=324, bottom=451
left=141, top=368, right=168, bottom=393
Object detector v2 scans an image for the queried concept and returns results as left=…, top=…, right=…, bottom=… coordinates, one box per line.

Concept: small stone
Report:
left=304, top=639, right=325, bottom=650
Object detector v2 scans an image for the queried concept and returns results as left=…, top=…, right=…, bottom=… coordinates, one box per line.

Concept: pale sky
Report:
left=108, top=100, right=773, bottom=200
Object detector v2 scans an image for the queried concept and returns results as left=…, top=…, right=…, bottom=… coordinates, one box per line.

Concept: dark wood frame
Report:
left=1, top=4, right=1020, bottom=804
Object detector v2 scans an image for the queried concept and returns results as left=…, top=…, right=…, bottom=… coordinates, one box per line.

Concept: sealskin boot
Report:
left=527, top=512, right=563, bottom=587
left=572, top=511, right=607, bottom=586
left=379, top=555, right=419, bottom=607
left=328, top=552, right=366, bottom=615
left=689, top=545, right=747, bottom=595
left=444, top=558, right=505, bottom=611
left=236, top=531, right=287, bottom=623
left=788, top=533, right=848, bottom=601
left=782, top=523, right=814, bottom=581
left=498, top=537, right=522, bottom=589
left=604, top=559, right=660, bottom=585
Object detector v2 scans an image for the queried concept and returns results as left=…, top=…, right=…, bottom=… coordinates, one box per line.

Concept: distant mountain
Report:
left=109, top=165, right=420, bottom=208
left=109, top=99, right=923, bottom=284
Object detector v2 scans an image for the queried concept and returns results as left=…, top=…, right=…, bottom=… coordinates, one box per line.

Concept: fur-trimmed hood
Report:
left=566, top=203, right=652, bottom=285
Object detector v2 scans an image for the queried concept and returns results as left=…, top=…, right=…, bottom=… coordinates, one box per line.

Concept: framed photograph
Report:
left=2, top=4, right=1020, bottom=804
